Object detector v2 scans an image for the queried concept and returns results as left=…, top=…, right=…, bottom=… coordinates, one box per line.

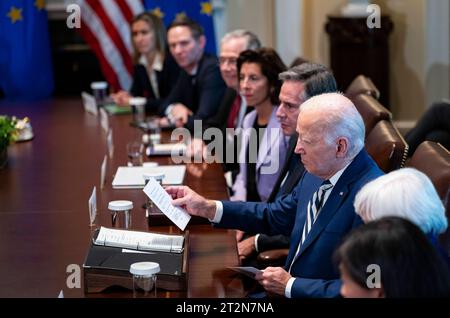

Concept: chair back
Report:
left=351, top=94, right=392, bottom=137
left=345, top=74, right=380, bottom=100
left=365, top=120, right=408, bottom=173
left=407, top=141, right=450, bottom=255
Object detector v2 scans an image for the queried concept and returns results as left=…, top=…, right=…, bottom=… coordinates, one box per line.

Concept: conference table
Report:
left=0, top=98, right=248, bottom=298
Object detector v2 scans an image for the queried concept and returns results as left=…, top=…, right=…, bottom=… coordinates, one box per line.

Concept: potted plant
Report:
left=0, top=116, right=18, bottom=168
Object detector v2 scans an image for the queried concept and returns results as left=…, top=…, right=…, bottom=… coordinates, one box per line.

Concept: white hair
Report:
left=220, top=29, right=261, bottom=50
left=354, top=167, right=447, bottom=236
left=300, top=92, right=365, bottom=159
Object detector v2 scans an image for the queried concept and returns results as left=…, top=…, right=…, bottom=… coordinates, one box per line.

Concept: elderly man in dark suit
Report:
left=161, top=16, right=226, bottom=131
left=187, top=30, right=261, bottom=179
left=166, top=93, right=383, bottom=298
left=237, top=63, right=338, bottom=264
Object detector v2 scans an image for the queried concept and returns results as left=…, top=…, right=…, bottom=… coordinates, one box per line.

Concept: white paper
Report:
left=100, top=155, right=107, bottom=190
left=99, top=108, right=109, bottom=133
left=107, top=130, right=114, bottom=158
left=81, top=92, right=98, bottom=115
left=88, top=186, right=97, bottom=226
left=112, top=165, right=186, bottom=188
left=58, top=290, right=64, bottom=298
left=143, top=177, right=191, bottom=231
left=95, top=227, right=184, bottom=253
left=229, top=266, right=263, bottom=279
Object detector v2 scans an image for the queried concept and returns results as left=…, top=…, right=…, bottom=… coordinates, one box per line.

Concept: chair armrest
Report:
left=257, top=248, right=289, bottom=267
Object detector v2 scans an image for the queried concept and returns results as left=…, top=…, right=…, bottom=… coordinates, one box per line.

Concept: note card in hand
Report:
left=143, top=178, right=191, bottom=231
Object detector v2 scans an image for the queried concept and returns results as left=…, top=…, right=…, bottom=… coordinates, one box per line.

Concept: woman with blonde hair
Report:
left=112, top=12, right=179, bottom=113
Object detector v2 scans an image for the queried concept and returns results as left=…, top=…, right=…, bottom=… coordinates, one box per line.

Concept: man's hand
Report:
left=170, top=103, right=193, bottom=127
left=237, top=235, right=256, bottom=261
left=165, top=185, right=216, bottom=220
left=255, top=267, right=292, bottom=296
left=110, top=90, right=131, bottom=106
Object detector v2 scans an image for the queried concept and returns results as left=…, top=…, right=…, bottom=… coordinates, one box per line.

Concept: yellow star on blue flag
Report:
left=34, top=0, right=46, bottom=11
left=0, top=0, right=54, bottom=99
left=7, top=6, right=23, bottom=23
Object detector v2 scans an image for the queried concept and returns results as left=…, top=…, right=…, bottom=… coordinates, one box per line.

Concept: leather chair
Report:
left=365, top=120, right=409, bottom=173
left=345, top=74, right=380, bottom=100
left=351, top=94, right=392, bottom=137
left=407, top=141, right=450, bottom=255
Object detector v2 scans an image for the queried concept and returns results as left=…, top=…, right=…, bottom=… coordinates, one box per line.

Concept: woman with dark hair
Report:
left=335, top=217, right=450, bottom=298
left=111, top=12, right=179, bottom=113
left=231, top=48, right=288, bottom=202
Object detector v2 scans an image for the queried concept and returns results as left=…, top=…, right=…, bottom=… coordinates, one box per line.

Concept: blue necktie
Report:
left=289, top=180, right=333, bottom=273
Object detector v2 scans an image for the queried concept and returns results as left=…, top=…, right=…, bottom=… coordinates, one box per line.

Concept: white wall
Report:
left=425, top=0, right=450, bottom=107
left=275, top=0, right=303, bottom=66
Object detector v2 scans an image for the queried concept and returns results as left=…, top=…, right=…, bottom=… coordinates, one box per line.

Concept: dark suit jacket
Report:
left=256, top=134, right=304, bottom=252
left=160, top=53, right=226, bottom=131
left=202, top=87, right=240, bottom=174
left=130, top=53, right=180, bottom=114
left=217, top=149, right=384, bottom=298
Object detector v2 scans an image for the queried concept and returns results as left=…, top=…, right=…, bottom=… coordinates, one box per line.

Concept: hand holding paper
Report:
left=143, top=178, right=191, bottom=231
left=165, top=185, right=217, bottom=220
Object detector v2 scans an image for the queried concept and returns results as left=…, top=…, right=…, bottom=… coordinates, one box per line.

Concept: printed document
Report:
left=143, top=177, right=191, bottom=231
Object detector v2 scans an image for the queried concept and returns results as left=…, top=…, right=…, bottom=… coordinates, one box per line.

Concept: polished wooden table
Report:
left=0, top=98, right=246, bottom=298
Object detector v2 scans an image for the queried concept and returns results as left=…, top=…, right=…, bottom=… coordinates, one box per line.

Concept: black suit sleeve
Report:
left=256, top=234, right=290, bottom=252
left=146, top=57, right=180, bottom=112
left=185, top=61, right=226, bottom=131
left=202, top=88, right=236, bottom=132
left=158, top=71, right=186, bottom=115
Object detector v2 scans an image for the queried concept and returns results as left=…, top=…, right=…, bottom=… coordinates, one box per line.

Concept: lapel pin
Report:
left=340, top=192, right=344, bottom=196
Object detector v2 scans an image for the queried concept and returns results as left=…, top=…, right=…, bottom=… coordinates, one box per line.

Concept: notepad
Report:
left=112, top=165, right=186, bottom=188
left=94, top=227, right=184, bottom=253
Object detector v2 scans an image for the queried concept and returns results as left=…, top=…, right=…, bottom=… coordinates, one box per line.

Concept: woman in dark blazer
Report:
left=111, top=12, right=179, bottom=113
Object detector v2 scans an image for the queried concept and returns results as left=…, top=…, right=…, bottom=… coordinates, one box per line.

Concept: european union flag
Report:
left=0, top=0, right=54, bottom=99
left=144, top=0, right=217, bottom=55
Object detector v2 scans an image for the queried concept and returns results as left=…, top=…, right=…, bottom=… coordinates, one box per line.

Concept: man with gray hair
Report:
left=166, top=93, right=384, bottom=298
left=237, top=63, right=338, bottom=263
left=188, top=30, right=261, bottom=177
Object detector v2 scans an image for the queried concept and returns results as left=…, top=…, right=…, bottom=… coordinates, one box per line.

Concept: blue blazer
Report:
left=218, top=149, right=384, bottom=298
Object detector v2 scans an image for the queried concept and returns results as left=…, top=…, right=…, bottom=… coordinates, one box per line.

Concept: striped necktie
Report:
left=289, top=180, right=333, bottom=273
left=301, top=180, right=333, bottom=244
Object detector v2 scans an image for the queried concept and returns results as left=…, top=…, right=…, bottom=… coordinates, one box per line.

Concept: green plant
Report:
left=0, top=116, right=18, bottom=149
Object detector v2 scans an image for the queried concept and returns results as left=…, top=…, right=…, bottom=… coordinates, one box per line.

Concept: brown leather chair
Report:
left=351, top=94, right=392, bottom=137
left=365, top=120, right=409, bottom=173
left=407, top=141, right=450, bottom=255
left=345, top=74, right=380, bottom=100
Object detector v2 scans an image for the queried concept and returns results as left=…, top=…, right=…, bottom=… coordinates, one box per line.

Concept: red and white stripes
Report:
left=76, top=0, right=144, bottom=91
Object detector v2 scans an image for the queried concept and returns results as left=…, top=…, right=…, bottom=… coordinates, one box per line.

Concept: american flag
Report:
left=75, top=0, right=144, bottom=91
